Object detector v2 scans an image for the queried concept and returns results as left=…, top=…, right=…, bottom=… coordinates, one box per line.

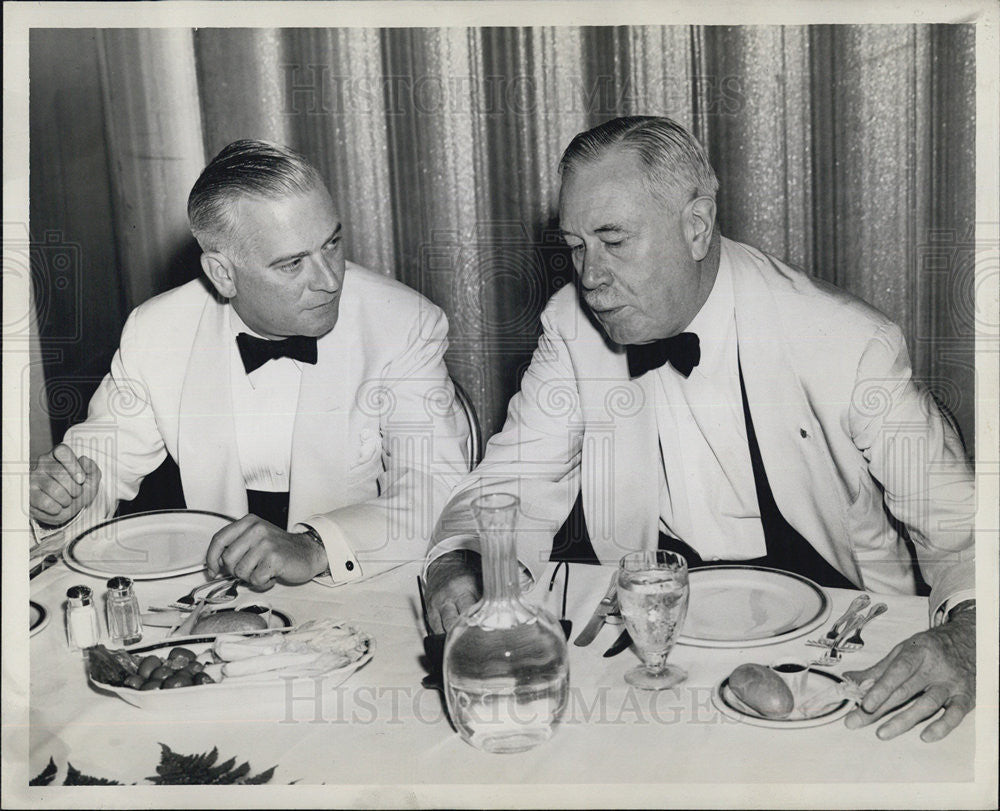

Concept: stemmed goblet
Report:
left=616, top=550, right=689, bottom=690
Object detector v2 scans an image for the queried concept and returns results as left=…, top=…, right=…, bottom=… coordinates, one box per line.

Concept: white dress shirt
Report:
left=229, top=308, right=354, bottom=581
left=229, top=309, right=301, bottom=493
left=653, top=257, right=767, bottom=561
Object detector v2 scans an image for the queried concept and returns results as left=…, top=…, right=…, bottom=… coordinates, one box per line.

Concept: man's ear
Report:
left=201, top=251, right=237, bottom=299
left=683, top=196, right=717, bottom=262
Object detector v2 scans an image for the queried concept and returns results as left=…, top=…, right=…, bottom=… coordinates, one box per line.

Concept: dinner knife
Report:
left=573, top=572, right=619, bottom=647
left=603, top=629, right=632, bottom=658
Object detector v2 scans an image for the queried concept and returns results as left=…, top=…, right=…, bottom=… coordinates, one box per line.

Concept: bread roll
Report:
left=728, top=663, right=794, bottom=718
left=192, top=610, right=268, bottom=634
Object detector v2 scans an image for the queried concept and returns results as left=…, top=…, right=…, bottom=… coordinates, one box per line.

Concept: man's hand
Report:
left=424, top=550, right=482, bottom=634
left=843, top=609, right=975, bottom=742
left=206, top=514, right=328, bottom=589
left=29, top=444, right=102, bottom=527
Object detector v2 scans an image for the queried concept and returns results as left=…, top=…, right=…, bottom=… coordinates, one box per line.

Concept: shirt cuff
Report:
left=422, top=534, right=536, bottom=592
left=30, top=516, right=58, bottom=544
left=292, top=516, right=362, bottom=584
left=29, top=518, right=68, bottom=558
left=931, top=589, right=976, bottom=626
left=421, top=533, right=479, bottom=582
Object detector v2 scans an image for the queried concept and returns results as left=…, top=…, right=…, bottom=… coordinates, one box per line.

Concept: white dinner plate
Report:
left=712, top=668, right=853, bottom=729
left=30, top=601, right=49, bottom=636
left=678, top=565, right=831, bottom=648
left=64, top=510, right=233, bottom=580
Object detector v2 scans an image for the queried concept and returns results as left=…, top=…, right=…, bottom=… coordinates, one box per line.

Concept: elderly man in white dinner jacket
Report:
left=425, top=117, right=975, bottom=743
left=30, top=140, right=469, bottom=587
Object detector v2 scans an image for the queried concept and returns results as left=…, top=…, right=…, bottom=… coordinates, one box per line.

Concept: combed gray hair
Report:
left=187, top=139, right=325, bottom=256
left=559, top=116, right=718, bottom=206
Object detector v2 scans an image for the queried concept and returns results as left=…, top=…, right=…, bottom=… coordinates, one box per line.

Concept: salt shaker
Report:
left=65, top=585, right=100, bottom=652
left=106, top=576, right=142, bottom=645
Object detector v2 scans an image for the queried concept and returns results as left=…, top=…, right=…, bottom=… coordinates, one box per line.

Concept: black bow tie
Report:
left=626, top=332, right=701, bottom=379
left=236, top=332, right=318, bottom=374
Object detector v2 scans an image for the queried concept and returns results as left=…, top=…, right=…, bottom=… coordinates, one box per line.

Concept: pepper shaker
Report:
left=106, top=576, right=142, bottom=645
left=65, top=585, right=100, bottom=652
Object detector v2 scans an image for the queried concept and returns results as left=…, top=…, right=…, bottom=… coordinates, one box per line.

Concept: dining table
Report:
left=20, top=545, right=984, bottom=806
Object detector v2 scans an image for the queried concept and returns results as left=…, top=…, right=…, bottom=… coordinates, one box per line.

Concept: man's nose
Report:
left=579, top=254, right=610, bottom=290
left=310, top=255, right=339, bottom=291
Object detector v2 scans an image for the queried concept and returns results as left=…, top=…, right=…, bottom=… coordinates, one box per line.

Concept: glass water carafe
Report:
left=442, top=493, right=569, bottom=753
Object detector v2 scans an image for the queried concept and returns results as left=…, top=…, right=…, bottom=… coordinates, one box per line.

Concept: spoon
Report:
left=206, top=579, right=240, bottom=604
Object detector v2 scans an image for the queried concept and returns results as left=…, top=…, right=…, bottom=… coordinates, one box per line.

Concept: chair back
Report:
left=451, top=378, right=483, bottom=471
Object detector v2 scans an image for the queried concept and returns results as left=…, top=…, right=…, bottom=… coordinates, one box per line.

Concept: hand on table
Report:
left=206, top=514, right=328, bottom=589
left=29, top=444, right=101, bottom=527
left=843, top=608, right=975, bottom=742
left=423, top=550, right=482, bottom=634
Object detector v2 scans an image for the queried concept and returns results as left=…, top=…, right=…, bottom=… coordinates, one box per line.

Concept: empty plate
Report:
left=679, top=566, right=830, bottom=648
left=64, top=510, right=233, bottom=580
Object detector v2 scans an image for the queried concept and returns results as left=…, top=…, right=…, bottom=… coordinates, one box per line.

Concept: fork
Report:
left=839, top=603, right=888, bottom=650
left=810, top=613, right=865, bottom=666
left=806, top=593, right=870, bottom=648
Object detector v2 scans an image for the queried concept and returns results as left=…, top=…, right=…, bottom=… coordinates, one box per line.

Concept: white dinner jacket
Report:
left=429, top=238, right=974, bottom=619
left=57, top=263, right=470, bottom=579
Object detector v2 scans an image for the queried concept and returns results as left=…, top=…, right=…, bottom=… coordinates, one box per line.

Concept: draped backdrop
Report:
left=29, top=26, right=976, bottom=476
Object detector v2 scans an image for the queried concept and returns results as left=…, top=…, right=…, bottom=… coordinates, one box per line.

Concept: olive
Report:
left=138, top=655, right=162, bottom=680
left=167, top=647, right=197, bottom=663
left=150, top=665, right=174, bottom=681
left=124, top=674, right=145, bottom=690
left=160, top=673, right=193, bottom=690
left=186, top=661, right=205, bottom=675
left=139, top=679, right=163, bottom=690
left=192, top=672, right=215, bottom=685
left=167, top=657, right=189, bottom=670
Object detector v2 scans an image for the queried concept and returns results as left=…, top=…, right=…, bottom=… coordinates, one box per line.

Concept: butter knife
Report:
left=603, top=629, right=632, bottom=657
left=573, top=572, right=619, bottom=647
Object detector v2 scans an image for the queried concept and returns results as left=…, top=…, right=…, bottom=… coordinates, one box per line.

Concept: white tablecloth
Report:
left=23, top=557, right=978, bottom=799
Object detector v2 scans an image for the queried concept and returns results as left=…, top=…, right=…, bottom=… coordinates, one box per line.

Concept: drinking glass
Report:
left=616, top=550, right=689, bottom=690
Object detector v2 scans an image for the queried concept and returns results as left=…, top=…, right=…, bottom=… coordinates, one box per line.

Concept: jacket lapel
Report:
left=177, top=297, right=247, bottom=518
left=726, top=239, right=856, bottom=577
left=287, top=291, right=354, bottom=527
